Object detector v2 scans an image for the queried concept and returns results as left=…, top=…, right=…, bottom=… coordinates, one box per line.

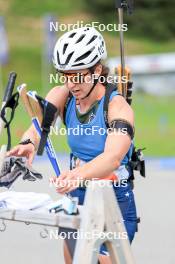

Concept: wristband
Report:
left=19, top=139, right=35, bottom=147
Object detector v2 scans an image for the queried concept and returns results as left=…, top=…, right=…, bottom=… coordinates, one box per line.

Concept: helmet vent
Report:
left=63, top=44, right=68, bottom=54
left=57, top=51, right=61, bottom=64
left=69, top=32, right=76, bottom=38
left=65, top=52, right=74, bottom=64
left=76, top=34, right=86, bottom=44
left=72, top=63, right=85, bottom=67
left=87, top=35, right=97, bottom=45
left=89, top=55, right=98, bottom=63
left=75, top=47, right=95, bottom=62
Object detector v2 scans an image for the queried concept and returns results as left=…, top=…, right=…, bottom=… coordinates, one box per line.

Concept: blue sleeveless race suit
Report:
left=65, top=91, right=138, bottom=255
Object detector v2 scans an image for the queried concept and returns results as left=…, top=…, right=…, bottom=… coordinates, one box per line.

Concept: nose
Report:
left=67, top=80, right=76, bottom=90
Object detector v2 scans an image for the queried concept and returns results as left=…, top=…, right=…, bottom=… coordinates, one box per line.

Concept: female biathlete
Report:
left=8, top=27, right=137, bottom=264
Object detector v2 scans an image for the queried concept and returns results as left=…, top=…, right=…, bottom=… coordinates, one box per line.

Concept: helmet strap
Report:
left=81, top=69, right=99, bottom=100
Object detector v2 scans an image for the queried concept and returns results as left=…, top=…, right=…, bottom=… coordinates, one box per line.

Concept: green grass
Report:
left=133, top=93, right=175, bottom=156
left=3, top=47, right=41, bottom=87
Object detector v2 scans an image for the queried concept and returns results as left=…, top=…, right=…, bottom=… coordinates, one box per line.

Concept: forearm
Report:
left=74, top=133, right=131, bottom=181
left=75, top=152, right=120, bottom=180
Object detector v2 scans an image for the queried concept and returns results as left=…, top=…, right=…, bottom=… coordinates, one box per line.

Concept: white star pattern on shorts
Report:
left=125, top=192, right=130, bottom=197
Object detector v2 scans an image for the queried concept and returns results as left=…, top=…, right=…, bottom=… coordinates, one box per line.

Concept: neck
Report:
left=78, top=83, right=105, bottom=112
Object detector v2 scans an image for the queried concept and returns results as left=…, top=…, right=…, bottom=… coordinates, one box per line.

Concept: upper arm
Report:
left=108, top=95, right=134, bottom=125
left=104, top=96, right=134, bottom=163
left=45, top=85, right=69, bottom=120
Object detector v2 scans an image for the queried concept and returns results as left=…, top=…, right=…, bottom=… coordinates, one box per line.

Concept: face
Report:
left=57, top=69, right=92, bottom=99
left=58, top=65, right=102, bottom=100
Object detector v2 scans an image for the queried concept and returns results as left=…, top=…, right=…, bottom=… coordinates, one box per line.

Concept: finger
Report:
left=18, top=148, right=24, bottom=155
left=55, top=178, right=66, bottom=189
left=56, top=179, right=77, bottom=194
left=59, top=171, right=70, bottom=180
left=27, top=152, right=35, bottom=166
left=56, top=184, right=76, bottom=194
left=6, top=146, right=20, bottom=156
left=56, top=186, right=69, bottom=194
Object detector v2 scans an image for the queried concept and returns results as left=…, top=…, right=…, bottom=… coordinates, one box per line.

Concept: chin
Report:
left=73, top=94, right=83, bottom=100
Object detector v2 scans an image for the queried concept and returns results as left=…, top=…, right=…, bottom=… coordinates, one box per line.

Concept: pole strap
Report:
left=0, top=92, right=19, bottom=151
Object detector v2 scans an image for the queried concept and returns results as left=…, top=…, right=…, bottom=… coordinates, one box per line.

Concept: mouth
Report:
left=72, top=89, right=80, bottom=95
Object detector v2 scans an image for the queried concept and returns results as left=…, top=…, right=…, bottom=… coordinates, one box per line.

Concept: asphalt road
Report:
left=0, top=156, right=174, bottom=264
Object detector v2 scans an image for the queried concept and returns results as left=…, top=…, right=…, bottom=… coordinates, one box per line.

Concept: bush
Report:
left=84, top=0, right=175, bottom=40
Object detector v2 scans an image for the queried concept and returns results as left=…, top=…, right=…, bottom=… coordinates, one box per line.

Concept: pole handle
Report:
left=3, top=72, right=17, bottom=104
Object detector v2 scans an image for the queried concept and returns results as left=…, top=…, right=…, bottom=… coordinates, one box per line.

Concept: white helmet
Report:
left=53, top=27, right=107, bottom=71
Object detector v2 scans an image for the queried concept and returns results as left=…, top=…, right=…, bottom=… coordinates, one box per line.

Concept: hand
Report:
left=6, top=144, right=35, bottom=166
left=51, top=169, right=83, bottom=194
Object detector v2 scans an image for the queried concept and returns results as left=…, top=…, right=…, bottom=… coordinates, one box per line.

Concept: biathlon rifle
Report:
left=115, top=1, right=146, bottom=178
left=115, top=0, right=133, bottom=104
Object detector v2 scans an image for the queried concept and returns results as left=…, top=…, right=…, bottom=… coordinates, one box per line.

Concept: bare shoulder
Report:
left=108, top=95, right=134, bottom=126
left=45, top=85, right=69, bottom=116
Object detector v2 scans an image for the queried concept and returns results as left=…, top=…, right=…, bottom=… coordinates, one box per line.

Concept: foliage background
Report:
left=0, top=0, right=175, bottom=156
